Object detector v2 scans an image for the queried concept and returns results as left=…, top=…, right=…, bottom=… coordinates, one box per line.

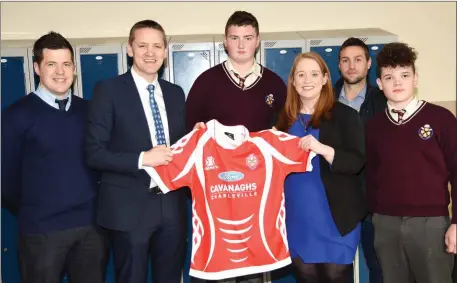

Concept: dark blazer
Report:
left=85, top=71, right=187, bottom=231
left=318, top=102, right=368, bottom=236
left=334, top=79, right=387, bottom=124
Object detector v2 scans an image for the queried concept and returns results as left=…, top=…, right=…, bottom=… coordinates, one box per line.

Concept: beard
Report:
left=341, top=73, right=365, bottom=85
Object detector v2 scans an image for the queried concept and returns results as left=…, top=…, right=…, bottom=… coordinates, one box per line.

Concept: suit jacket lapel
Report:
left=122, top=71, right=152, bottom=147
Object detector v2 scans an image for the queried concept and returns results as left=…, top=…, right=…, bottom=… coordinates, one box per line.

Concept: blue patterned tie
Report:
left=147, top=84, right=166, bottom=145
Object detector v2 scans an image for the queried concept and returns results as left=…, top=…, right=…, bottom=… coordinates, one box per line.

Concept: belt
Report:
left=149, top=186, right=163, bottom=194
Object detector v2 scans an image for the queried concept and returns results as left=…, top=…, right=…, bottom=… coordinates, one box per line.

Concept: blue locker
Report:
left=265, top=48, right=302, bottom=84
left=2, top=50, right=31, bottom=283
left=172, top=50, right=211, bottom=97
left=1, top=209, right=20, bottom=283
left=310, top=46, right=342, bottom=86
left=367, top=44, right=384, bottom=87
left=79, top=53, right=119, bottom=100
left=1, top=56, right=28, bottom=107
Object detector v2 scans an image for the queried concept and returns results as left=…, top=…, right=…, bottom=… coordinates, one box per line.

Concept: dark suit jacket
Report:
left=318, top=102, right=368, bottom=236
left=85, top=71, right=187, bottom=231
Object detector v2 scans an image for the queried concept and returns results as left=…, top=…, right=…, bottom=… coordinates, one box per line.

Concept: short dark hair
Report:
left=376, top=42, right=418, bottom=78
left=225, top=11, right=259, bottom=36
left=128, top=20, right=167, bottom=47
left=33, top=31, right=74, bottom=65
left=339, top=37, right=370, bottom=61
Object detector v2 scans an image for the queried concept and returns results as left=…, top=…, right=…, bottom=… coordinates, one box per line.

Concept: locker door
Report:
left=1, top=55, right=30, bottom=107
left=1, top=208, right=19, bottom=283
left=218, top=49, right=228, bottom=64
left=26, top=49, right=40, bottom=91
left=265, top=47, right=302, bottom=84
left=310, top=46, right=341, bottom=85
left=77, top=45, right=123, bottom=100
left=169, top=46, right=213, bottom=98
left=367, top=44, right=384, bottom=87
left=1, top=48, right=31, bottom=283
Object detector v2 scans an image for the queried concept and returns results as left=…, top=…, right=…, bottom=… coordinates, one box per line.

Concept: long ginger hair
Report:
left=276, top=52, right=335, bottom=132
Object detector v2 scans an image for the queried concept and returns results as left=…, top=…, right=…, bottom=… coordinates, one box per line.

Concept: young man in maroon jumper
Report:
left=366, top=42, right=456, bottom=283
left=186, top=10, right=286, bottom=283
left=186, top=11, right=286, bottom=133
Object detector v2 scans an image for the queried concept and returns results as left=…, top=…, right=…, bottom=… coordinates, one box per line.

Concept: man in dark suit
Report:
left=334, top=37, right=387, bottom=283
left=86, top=20, right=188, bottom=283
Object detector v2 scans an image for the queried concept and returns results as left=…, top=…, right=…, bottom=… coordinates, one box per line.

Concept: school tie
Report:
left=391, top=109, right=406, bottom=123
left=55, top=98, right=69, bottom=112
left=147, top=84, right=166, bottom=145
left=233, top=72, right=252, bottom=90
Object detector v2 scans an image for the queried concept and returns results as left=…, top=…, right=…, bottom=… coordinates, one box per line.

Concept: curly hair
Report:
left=376, top=42, right=418, bottom=78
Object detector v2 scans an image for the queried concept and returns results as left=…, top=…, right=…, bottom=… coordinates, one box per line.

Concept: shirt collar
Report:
left=387, top=97, right=419, bottom=114
left=35, top=83, right=72, bottom=108
left=131, top=66, right=158, bottom=93
left=226, top=58, right=262, bottom=78
left=339, top=84, right=367, bottom=101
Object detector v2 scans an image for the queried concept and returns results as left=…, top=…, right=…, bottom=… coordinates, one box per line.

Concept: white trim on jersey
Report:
left=193, top=133, right=216, bottom=270
left=189, top=258, right=292, bottom=281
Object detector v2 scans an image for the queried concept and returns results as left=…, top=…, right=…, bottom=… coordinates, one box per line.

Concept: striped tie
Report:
left=233, top=72, right=252, bottom=90
left=391, top=109, right=406, bottom=123
left=147, top=84, right=166, bottom=145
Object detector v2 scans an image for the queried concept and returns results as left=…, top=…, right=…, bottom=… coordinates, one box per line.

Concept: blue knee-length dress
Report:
left=285, top=114, right=360, bottom=264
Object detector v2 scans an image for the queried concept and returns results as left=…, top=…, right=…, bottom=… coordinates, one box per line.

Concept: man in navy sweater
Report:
left=366, top=42, right=456, bottom=283
left=1, top=31, right=108, bottom=283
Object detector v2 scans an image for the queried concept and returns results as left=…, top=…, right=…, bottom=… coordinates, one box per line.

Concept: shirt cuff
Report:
left=138, top=152, right=145, bottom=169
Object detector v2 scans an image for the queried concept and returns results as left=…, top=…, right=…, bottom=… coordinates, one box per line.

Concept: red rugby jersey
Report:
left=145, top=119, right=314, bottom=280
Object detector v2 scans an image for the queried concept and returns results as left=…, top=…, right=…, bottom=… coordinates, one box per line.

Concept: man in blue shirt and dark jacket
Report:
left=334, top=37, right=387, bottom=283
left=1, top=31, right=108, bottom=283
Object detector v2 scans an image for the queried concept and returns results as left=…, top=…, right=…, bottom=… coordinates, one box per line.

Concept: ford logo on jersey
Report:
left=218, top=171, right=244, bottom=182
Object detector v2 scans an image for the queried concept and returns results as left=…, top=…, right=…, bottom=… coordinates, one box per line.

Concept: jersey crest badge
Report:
left=246, top=153, right=259, bottom=170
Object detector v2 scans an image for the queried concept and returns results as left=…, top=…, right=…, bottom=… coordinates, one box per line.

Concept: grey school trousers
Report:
left=372, top=214, right=454, bottom=283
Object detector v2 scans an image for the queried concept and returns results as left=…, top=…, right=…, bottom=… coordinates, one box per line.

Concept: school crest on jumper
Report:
left=418, top=124, right=433, bottom=140
left=265, top=94, right=274, bottom=107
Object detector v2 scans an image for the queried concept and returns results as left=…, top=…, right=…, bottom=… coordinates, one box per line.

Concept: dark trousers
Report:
left=454, top=255, right=457, bottom=283
left=372, top=214, right=454, bottom=283
left=110, top=192, right=187, bottom=283
left=18, top=225, right=109, bottom=283
left=361, top=215, right=383, bottom=283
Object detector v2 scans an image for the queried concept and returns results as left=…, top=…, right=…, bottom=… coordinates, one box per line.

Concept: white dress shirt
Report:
left=131, top=67, right=170, bottom=188
left=387, top=97, right=423, bottom=122
left=224, top=58, right=262, bottom=88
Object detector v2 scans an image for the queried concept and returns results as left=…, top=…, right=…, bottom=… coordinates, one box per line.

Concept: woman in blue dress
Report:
left=276, top=52, right=367, bottom=283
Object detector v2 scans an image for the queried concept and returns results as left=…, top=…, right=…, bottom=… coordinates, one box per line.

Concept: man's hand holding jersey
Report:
left=142, top=146, right=173, bottom=167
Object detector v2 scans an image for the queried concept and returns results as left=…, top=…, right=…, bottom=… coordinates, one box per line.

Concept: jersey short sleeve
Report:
left=255, top=129, right=315, bottom=175
left=144, top=129, right=201, bottom=193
